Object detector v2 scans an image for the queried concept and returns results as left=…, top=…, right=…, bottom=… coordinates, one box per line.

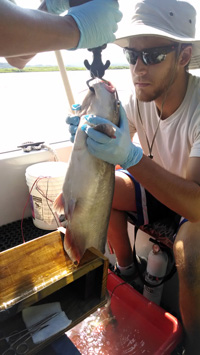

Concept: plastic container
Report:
left=25, top=162, right=68, bottom=230
left=107, top=271, right=183, bottom=354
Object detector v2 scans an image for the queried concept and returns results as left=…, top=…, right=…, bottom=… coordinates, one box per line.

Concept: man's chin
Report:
left=135, top=86, right=160, bottom=102
left=136, top=93, right=155, bottom=102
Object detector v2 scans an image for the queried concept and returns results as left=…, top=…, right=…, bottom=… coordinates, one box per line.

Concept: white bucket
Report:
left=25, top=161, right=68, bottom=230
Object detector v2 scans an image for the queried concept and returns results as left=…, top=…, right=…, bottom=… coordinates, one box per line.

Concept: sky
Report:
left=1, top=0, right=200, bottom=66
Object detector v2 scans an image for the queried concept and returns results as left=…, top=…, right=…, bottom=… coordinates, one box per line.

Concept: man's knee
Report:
left=173, top=221, right=200, bottom=286
left=112, top=171, right=136, bottom=211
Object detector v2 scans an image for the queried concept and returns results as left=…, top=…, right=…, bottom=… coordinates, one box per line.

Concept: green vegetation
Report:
left=0, top=65, right=129, bottom=73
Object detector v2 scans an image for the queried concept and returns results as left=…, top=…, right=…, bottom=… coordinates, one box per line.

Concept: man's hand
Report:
left=39, top=0, right=122, bottom=49
left=66, top=113, right=80, bottom=142
left=81, top=104, right=143, bottom=169
left=68, top=0, right=122, bottom=49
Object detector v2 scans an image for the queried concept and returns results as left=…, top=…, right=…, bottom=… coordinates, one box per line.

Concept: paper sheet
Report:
left=22, top=302, right=72, bottom=344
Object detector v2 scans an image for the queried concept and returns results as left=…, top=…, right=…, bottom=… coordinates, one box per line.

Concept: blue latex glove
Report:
left=66, top=114, right=80, bottom=142
left=81, top=104, right=143, bottom=169
left=68, top=0, right=123, bottom=49
left=46, top=0, right=69, bottom=14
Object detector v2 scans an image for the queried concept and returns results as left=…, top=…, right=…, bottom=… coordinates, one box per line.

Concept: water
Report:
left=67, top=291, right=166, bottom=354
left=1, top=68, right=199, bottom=153
left=0, top=70, right=133, bottom=153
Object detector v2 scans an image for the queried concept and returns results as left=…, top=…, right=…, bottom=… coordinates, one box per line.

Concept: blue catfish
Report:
left=54, top=79, right=120, bottom=264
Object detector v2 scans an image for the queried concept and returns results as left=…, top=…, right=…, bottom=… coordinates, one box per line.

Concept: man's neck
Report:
left=155, top=71, right=189, bottom=120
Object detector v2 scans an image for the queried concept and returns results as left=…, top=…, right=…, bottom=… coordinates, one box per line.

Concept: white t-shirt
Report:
left=124, top=74, right=200, bottom=178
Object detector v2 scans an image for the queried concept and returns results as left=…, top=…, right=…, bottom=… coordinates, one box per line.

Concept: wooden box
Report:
left=0, top=231, right=108, bottom=354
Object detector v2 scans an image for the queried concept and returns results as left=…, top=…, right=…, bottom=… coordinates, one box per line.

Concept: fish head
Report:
left=80, top=79, right=119, bottom=126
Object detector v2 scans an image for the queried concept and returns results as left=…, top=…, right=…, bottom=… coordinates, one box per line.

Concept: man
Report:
left=79, top=0, right=200, bottom=352
left=0, top=0, right=122, bottom=68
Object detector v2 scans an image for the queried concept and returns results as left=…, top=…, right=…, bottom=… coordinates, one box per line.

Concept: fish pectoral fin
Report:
left=94, top=123, right=116, bottom=138
left=54, top=195, right=77, bottom=220
left=53, top=192, right=65, bottom=215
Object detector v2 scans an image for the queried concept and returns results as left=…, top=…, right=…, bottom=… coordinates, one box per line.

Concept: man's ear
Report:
left=179, top=45, right=192, bottom=67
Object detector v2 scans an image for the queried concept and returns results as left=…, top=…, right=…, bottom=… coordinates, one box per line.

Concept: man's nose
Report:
left=132, top=56, right=148, bottom=75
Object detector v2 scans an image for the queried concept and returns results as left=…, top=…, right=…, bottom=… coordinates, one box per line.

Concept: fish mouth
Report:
left=87, top=78, right=116, bottom=94
left=101, top=79, right=116, bottom=93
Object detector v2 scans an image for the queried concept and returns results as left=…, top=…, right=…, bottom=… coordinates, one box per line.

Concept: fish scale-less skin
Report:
left=55, top=79, right=119, bottom=264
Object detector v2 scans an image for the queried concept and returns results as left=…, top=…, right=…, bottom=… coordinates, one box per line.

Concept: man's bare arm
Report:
left=128, top=155, right=200, bottom=223
left=0, top=0, right=79, bottom=58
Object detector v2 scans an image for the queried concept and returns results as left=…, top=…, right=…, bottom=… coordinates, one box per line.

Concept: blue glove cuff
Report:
left=121, top=145, right=143, bottom=170
left=46, top=0, right=69, bottom=14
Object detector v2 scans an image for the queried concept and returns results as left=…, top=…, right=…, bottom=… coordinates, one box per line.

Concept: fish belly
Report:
left=62, top=124, right=115, bottom=264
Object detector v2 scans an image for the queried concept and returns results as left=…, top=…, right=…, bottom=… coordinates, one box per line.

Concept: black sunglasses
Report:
left=124, top=43, right=179, bottom=66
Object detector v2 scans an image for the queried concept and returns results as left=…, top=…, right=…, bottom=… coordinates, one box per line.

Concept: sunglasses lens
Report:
left=124, top=49, right=138, bottom=65
left=143, top=51, right=167, bottom=65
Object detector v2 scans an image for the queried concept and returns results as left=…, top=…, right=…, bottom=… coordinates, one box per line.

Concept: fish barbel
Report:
left=54, top=79, right=120, bottom=264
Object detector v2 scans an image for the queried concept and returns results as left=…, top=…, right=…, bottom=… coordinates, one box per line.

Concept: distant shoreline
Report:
left=0, top=65, right=129, bottom=73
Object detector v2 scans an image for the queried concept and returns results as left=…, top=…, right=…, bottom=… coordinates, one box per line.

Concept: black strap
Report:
left=133, top=227, right=177, bottom=288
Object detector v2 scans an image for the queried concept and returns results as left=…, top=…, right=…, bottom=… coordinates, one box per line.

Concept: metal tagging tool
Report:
left=68, top=0, right=111, bottom=86
left=84, top=44, right=111, bottom=91
left=0, top=312, right=59, bottom=355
